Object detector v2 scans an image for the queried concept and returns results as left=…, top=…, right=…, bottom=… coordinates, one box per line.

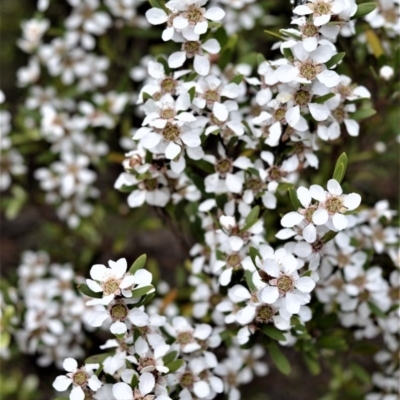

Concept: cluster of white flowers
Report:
left=0, top=90, right=26, bottom=191
left=12, top=251, right=94, bottom=368
left=52, top=255, right=269, bottom=400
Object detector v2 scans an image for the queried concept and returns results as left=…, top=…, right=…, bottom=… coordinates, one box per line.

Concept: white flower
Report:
left=53, top=358, right=102, bottom=400
left=294, top=0, right=346, bottom=26
left=380, top=65, right=394, bottom=80
left=310, top=179, right=361, bottom=230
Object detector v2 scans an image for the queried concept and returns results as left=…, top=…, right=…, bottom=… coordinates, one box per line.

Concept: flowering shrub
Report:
left=1, top=0, right=399, bottom=399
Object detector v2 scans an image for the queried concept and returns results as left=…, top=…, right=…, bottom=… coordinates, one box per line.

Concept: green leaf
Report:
left=313, top=93, right=336, bottom=104
left=129, top=254, right=147, bottom=275
left=268, top=342, right=291, bottom=375
left=303, top=354, right=321, bottom=376
left=264, top=30, right=284, bottom=40
left=325, top=52, right=345, bottom=69
left=257, top=53, right=266, bottom=66
left=119, top=184, right=136, bottom=193
left=352, top=3, right=376, bottom=19
left=166, top=359, right=185, bottom=373
left=230, top=74, right=244, bottom=85
left=135, top=292, right=156, bottom=307
left=131, top=373, right=139, bottom=388
left=78, top=283, right=102, bottom=298
left=261, top=325, right=286, bottom=341
left=352, top=108, right=377, bottom=120
left=289, top=188, right=302, bottom=210
left=218, top=34, right=238, bottom=70
left=85, top=352, right=114, bottom=364
left=368, top=301, right=386, bottom=318
left=366, top=30, right=384, bottom=58
left=280, top=29, right=302, bottom=40
left=163, top=351, right=178, bottom=365
left=321, top=230, right=339, bottom=244
left=350, top=363, right=370, bottom=384
left=131, top=285, right=154, bottom=298
left=142, top=92, right=153, bottom=101
left=277, top=182, right=294, bottom=192
left=332, top=152, right=348, bottom=183
left=156, top=56, right=170, bottom=74
left=283, top=47, right=294, bottom=61
left=316, top=335, right=347, bottom=350
left=245, top=270, right=256, bottom=291
left=249, top=246, right=261, bottom=268
left=148, top=0, right=166, bottom=10
left=240, top=206, right=260, bottom=233
left=188, top=86, right=196, bottom=102
left=208, top=21, right=221, bottom=29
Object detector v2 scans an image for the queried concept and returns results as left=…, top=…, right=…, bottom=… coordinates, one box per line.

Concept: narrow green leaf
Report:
left=245, top=270, right=256, bottom=291
left=313, top=93, right=336, bottom=104
left=325, top=52, right=345, bottom=69
left=257, top=53, right=266, bottom=66
left=166, top=359, right=185, bottom=373
left=368, top=301, right=386, bottom=318
left=218, top=34, right=238, bottom=70
left=280, top=29, right=302, bottom=40
left=332, top=152, right=348, bottom=183
left=352, top=3, right=376, bottom=19
left=249, top=246, right=261, bottom=268
left=352, top=108, right=377, bottom=120
left=264, top=30, right=284, bottom=40
left=282, top=47, right=294, bottom=60
left=131, top=373, right=139, bottom=388
left=277, top=182, right=294, bottom=192
left=261, top=325, right=286, bottom=341
left=119, top=184, right=136, bottom=193
left=366, top=30, right=384, bottom=58
left=289, top=188, right=302, bottom=210
left=163, top=351, right=178, bottom=365
left=240, top=206, right=260, bottom=232
left=135, top=292, right=156, bottom=307
left=230, top=74, right=244, bottom=85
left=268, top=342, right=291, bottom=375
left=303, top=354, right=321, bottom=375
left=142, top=92, right=153, bottom=101
left=129, top=254, right=147, bottom=275
left=188, top=86, right=196, bottom=102
left=156, top=56, right=170, bottom=74
left=85, top=352, right=114, bottom=364
left=148, top=0, right=166, bottom=10
left=317, top=335, right=348, bottom=350
left=131, top=285, right=154, bottom=298
left=321, top=230, right=339, bottom=244
left=351, top=363, right=370, bottom=384
left=78, top=283, right=102, bottom=298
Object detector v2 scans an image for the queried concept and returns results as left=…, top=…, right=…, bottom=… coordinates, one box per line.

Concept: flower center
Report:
left=160, top=108, right=175, bottom=120
left=177, top=331, right=194, bottom=345
left=183, top=41, right=201, bottom=56
left=161, top=77, right=176, bottom=94
left=144, top=178, right=158, bottom=191
left=103, top=279, right=120, bottom=295
left=209, top=293, right=223, bottom=306
left=186, top=5, right=204, bottom=24
left=215, top=159, right=232, bottom=175
left=180, top=372, right=195, bottom=388
left=274, top=107, right=286, bottom=122
left=227, top=253, right=242, bottom=268
left=139, top=357, right=156, bottom=369
left=110, top=303, right=128, bottom=321
left=304, top=206, right=317, bottom=223
left=277, top=275, right=293, bottom=293
left=312, top=1, right=332, bottom=15
left=204, top=89, right=220, bottom=103
left=72, top=370, right=88, bottom=386
left=299, top=62, right=320, bottom=80
left=162, top=122, right=181, bottom=141
left=246, top=178, right=263, bottom=193
left=332, top=107, right=346, bottom=123
left=293, top=89, right=311, bottom=106
left=302, top=22, right=318, bottom=37
left=255, top=305, right=274, bottom=323
left=268, top=166, right=286, bottom=181
left=325, top=196, right=343, bottom=213
left=337, top=253, right=350, bottom=268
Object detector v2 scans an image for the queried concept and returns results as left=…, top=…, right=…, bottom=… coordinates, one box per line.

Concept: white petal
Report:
left=145, top=8, right=168, bottom=25
left=275, top=65, right=298, bottom=83
left=219, top=268, right=232, bottom=286
left=53, top=376, right=72, bottom=391
left=344, top=118, right=359, bottom=136
left=285, top=105, right=300, bottom=127
left=70, top=386, right=85, bottom=400
left=303, top=223, right=317, bottom=243
left=90, top=264, right=108, bottom=281
left=229, top=236, right=244, bottom=251
left=343, top=193, right=361, bottom=210
left=309, top=103, right=329, bottom=121
left=212, top=102, right=228, bottom=121
left=139, top=372, right=155, bottom=396
left=173, top=15, right=189, bottom=29
left=113, top=382, right=133, bottom=400
left=194, top=381, right=210, bottom=398
left=202, top=38, right=221, bottom=54
left=226, top=173, right=243, bottom=193
left=297, top=187, right=311, bottom=208
left=63, top=357, right=78, bottom=372
left=168, top=51, right=186, bottom=68
left=317, top=69, right=340, bottom=88
left=296, top=276, right=315, bottom=293
left=293, top=5, right=313, bottom=15
left=281, top=212, right=304, bottom=228
left=194, top=20, right=208, bottom=34
left=309, top=184, right=325, bottom=202
left=327, top=179, right=342, bottom=195
left=129, top=308, right=149, bottom=327
left=165, top=141, right=181, bottom=159
left=86, top=279, right=103, bottom=293
left=312, top=207, right=329, bottom=225
left=110, top=321, right=127, bottom=335
left=204, top=7, right=225, bottom=21
left=194, top=54, right=210, bottom=76
left=285, top=292, right=301, bottom=314
left=332, top=213, right=348, bottom=230
left=261, top=286, right=279, bottom=304
left=127, top=190, right=146, bottom=208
